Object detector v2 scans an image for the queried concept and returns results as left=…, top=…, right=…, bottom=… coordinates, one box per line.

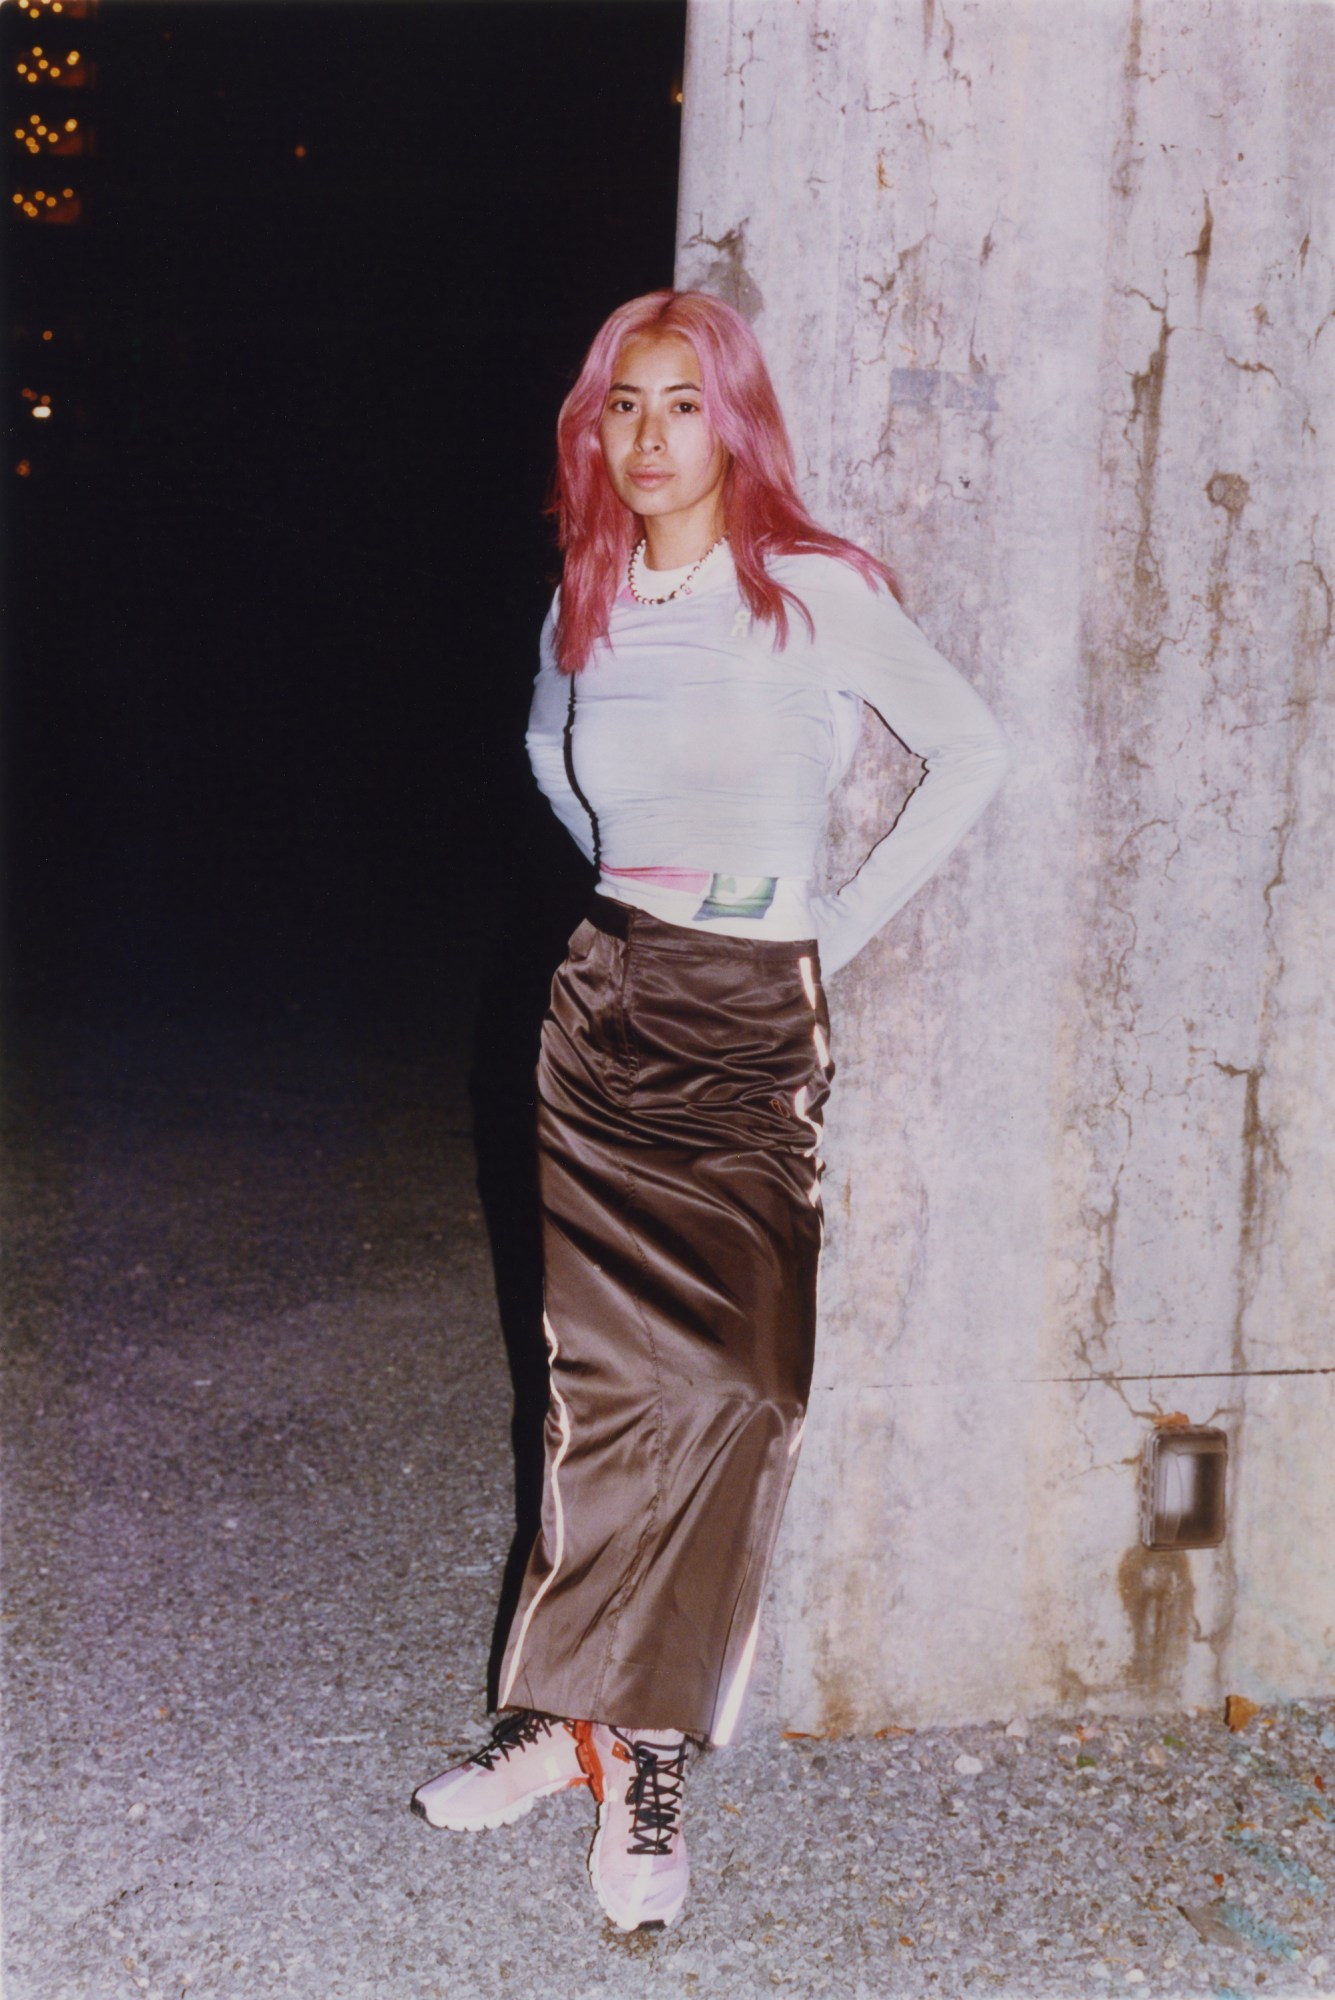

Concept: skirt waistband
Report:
left=587, top=893, right=820, bottom=966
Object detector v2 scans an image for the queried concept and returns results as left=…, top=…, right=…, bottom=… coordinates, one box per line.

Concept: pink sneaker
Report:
left=584, top=1725, right=690, bottom=1931
left=410, top=1711, right=592, bottom=1831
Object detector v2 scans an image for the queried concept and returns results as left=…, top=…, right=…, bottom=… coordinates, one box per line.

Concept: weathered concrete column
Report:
left=677, top=0, right=1335, bottom=1730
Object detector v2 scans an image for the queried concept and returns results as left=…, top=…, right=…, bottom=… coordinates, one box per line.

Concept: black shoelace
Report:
left=622, top=1736, right=686, bottom=1857
left=468, top=1710, right=555, bottom=1771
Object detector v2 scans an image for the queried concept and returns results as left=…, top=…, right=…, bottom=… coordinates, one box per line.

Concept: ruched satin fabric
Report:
left=498, top=897, right=833, bottom=1742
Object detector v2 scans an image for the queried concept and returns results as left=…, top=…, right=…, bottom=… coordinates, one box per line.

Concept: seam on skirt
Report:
left=611, top=931, right=638, bottom=1091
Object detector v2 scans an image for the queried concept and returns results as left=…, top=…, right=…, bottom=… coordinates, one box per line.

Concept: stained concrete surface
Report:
left=3, top=1002, right=1334, bottom=2000
left=676, top=0, right=1335, bottom=1729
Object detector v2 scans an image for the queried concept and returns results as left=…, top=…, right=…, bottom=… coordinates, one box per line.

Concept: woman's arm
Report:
left=803, top=565, right=1011, bottom=977
left=525, top=596, right=599, bottom=866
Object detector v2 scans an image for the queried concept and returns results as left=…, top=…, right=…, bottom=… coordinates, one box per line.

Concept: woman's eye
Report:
left=673, top=401, right=700, bottom=415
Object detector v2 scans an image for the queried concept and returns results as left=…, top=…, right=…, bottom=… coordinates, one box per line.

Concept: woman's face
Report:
left=597, top=332, right=729, bottom=540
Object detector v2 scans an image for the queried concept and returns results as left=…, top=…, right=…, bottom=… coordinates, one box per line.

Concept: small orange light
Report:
left=293, top=143, right=307, bottom=158
left=42, top=329, right=54, bottom=340
left=32, top=44, right=43, bottom=55
left=61, top=187, right=72, bottom=197
left=17, top=461, right=32, bottom=477
left=65, top=118, right=77, bottom=131
left=68, top=50, right=80, bottom=62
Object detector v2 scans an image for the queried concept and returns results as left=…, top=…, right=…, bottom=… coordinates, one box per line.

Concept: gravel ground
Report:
left=3, top=1002, right=1334, bottom=2000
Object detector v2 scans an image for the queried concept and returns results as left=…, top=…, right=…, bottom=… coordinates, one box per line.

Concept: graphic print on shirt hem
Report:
left=692, top=874, right=778, bottom=922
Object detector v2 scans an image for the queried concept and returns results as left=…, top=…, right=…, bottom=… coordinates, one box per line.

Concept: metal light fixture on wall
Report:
left=1139, top=1417, right=1229, bottom=1551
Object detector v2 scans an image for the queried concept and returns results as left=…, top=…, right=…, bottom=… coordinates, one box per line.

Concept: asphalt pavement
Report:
left=3, top=996, right=1333, bottom=2000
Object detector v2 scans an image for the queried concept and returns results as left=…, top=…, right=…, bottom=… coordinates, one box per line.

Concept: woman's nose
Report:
left=635, top=411, right=665, bottom=452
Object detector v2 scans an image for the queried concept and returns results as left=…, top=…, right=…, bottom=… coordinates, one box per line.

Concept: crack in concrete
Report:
left=679, top=217, right=764, bottom=322
left=1297, top=548, right=1332, bottom=648
left=816, top=1368, right=1335, bottom=1392
left=860, top=238, right=931, bottom=372
left=1225, top=353, right=1280, bottom=385
left=722, top=22, right=760, bottom=144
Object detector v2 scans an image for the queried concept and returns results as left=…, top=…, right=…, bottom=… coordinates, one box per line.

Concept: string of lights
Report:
left=14, top=42, right=90, bottom=86
left=15, top=0, right=95, bottom=17
left=15, top=111, right=89, bottom=155
left=6, top=0, right=98, bottom=479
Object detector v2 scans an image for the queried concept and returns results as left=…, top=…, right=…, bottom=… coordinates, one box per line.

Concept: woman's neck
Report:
left=641, top=509, right=727, bottom=572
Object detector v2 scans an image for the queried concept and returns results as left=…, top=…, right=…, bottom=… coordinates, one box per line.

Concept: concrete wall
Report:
left=676, top=0, right=1335, bottom=1730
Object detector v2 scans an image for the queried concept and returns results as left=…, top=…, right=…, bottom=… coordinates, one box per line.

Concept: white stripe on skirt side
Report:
left=713, top=952, right=829, bottom=1744
left=712, top=1609, right=763, bottom=1747
left=498, top=1311, right=572, bottom=1710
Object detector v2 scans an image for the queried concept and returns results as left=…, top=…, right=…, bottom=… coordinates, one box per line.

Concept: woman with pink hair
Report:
left=411, top=290, right=1009, bottom=1932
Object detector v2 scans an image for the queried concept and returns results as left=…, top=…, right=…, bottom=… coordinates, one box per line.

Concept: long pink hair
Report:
left=551, top=289, right=897, bottom=674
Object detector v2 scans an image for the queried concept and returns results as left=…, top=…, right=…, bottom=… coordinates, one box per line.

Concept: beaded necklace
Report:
left=627, top=534, right=729, bottom=605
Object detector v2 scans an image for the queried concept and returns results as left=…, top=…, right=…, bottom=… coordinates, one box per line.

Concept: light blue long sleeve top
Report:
left=526, top=547, right=1010, bottom=976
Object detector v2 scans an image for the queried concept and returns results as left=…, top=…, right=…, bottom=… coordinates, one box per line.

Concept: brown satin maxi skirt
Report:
left=497, top=895, right=833, bottom=1743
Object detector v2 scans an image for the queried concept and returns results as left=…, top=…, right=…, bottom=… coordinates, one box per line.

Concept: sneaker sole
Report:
left=587, top=1801, right=686, bottom=1932
left=410, top=1774, right=587, bottom=1833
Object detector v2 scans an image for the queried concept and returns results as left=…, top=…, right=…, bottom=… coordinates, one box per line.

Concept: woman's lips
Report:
left=628, top=468, right=673, bottom=486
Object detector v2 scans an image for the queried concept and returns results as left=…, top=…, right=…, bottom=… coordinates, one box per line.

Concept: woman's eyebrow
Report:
left=607, top=381, right=703, bottom=395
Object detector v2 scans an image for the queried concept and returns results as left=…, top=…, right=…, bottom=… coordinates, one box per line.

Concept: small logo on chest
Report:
left=730, top=606, right=752, bottom=640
